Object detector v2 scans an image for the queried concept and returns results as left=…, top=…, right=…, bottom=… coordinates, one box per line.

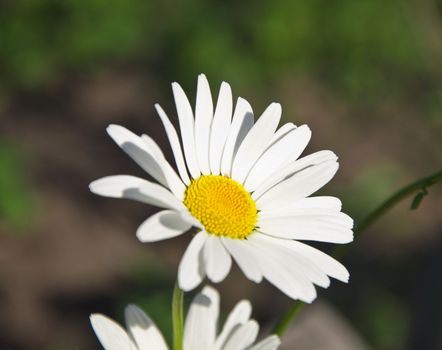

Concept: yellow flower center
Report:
left=183, top=175, right=257, bottom=239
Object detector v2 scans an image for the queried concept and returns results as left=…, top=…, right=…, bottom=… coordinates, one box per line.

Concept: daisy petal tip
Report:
left=341, top=237, right=354, bottom=245
left=88, top=179, right=106, bottom=195
left=105, top=125, right=114, bottom=135
left=201, top=285, right=220, bottom=300
left=303, top=294, right=317, bottom=304
left=237, top=96, right=252, bottom=108
left=220, top=80, right=231, bottom=89
left=177, top=277, right=200, bottom=292
left=125, top=303, right=137, bottom=311
left=106, top=124, right=132, bottom=144
left=154, top=103, right=167, bottom=118
left=269, top=102, right=282, bottom=114
left=135, top=228, right=145, bottom=242
left=171, top=81, right=184, bottom=94
left=299, top=124, right=312, bottom=134
left=106, top=124, right=122, bottom=134
left=178, top=264, right=204, bottom=292
left=241, top=299, right=252, bottom=311
left=320, top=150, right=338, bottom=161
left=271, top=335, right=282, bottom=346
left=198, top=73, right=209, bottom=81
left=124, top=304, right=146, bottom=322
left=250, top=275, right=263, bottom=284
left=207, top=275, right=223, bottom=284
left=340, top=271, right=350, bottom=284
left=88, top=181, right=96, bottom=193
left=89, top=313, right=108, bottom=327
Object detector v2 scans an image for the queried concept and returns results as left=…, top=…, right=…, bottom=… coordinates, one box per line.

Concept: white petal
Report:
left=89, top=175, right=184, bottom=210
left=220, top=97, right=254, bottom=176
left=107, top=124, right=166, bottom=185
left=139, top=133, right=187, bottom=201
left=222, top=320, right=259, bottom=350
left=231, top=102, right=281, bottom=184
left=194, top=74, right=214, bottom=175
left=136, top=210, right=191, bottom=242
left=178, top=231, right=208, bottom=291
left=90, top=314, right=135, bottom=350
left=258, top=210, right=353, bottom=244
left=252, top=150, right=337, bottom=200
left=255, top=232, right=330, bottom=288
left=137, top=181, right=185, bottom=210
left=262, top=196, right=342, bottom=213
left=214, top=300, right=252, bottom=350
left=107, top=125, right=186, bottom=200
left=184, top=286, right=219, bottom=350
left=269, top=122, right=296, bottom=145
left=124, top=304, right=168, bottom=350
left=288, top=240, right=350, bottom=283
left=247, top=233, right=317, bottom=302
left=259, top=207, right=353, bottom=225
left=141, top=133, right=188, bottom=198
left=140, top=134, right=166, bottom=160
left=258, top=202, right=353, bottom=219
left=89, top=175, right=145, bottom=198
left=179, top=210, right=204, bottom=229
left=245, top=125, right=311, bottom=191
left=156, top=162, right=186, bottom=202
left=209, top=82, right=233, bottom=175
left=155, top=103, right=191, bottom=185
left=248, top=335, right=281, bottom=350
left=221, top=237, right=263, bottom=283
left=256, top=159, right=339, bottom=212
left=172, top=82, right=201, bottom=179
left=203, top=236, right=232, bottom=283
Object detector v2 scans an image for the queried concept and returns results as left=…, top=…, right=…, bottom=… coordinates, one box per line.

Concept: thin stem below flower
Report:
left=172, top=282, right=184, bottom=350
left=274, top=169, right=442, bottom=336
left=273, top=300, right=303, bottom=336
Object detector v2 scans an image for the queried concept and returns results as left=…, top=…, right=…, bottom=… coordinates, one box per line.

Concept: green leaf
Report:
left=410, top=188, right=428, bottom=210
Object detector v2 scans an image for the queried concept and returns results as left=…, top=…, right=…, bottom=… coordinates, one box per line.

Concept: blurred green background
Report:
left=1, top=0, right=441, bottom=349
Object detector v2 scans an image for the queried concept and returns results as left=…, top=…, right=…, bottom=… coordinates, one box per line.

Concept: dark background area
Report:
left=1, top=0, right=441, bottom=349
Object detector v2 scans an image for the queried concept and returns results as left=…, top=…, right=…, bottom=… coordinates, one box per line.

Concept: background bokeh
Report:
left=1, top=0, right=441, bottom=349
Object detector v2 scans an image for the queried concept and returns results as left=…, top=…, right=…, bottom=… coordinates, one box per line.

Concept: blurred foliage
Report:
left=1, top=0, right=441, bottom=349
left=343, top=162, right=407, bottom=221
left=0, top=0, right=439, bottom=106
left=425, top=87, right=442, bottom=125
left=0, top=0, right=151, bottom=90
left=0, top=142, right=33, bottom=230
left=352, top=286, right=410, bottom=350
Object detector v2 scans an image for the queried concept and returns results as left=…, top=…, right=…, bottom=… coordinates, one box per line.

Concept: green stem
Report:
left=352, top=169, right=442, bottom=236
left=172, top=282, right=184, bottom=350
left=274, top=300, right=303, bottom=336
left=274, top=169, right=442, bottom=336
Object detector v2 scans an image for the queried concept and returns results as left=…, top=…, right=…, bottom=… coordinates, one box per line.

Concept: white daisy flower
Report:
left=90, top=285, right=281, bottom=350
left=90, top=74, right=353, bottom=302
